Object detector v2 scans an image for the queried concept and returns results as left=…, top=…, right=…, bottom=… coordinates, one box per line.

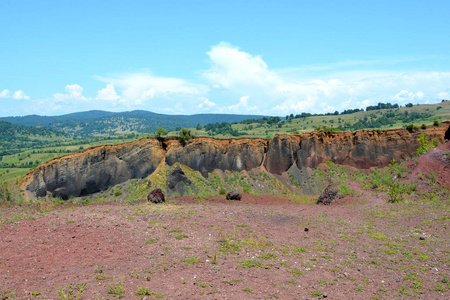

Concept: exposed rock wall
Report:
left=25, top=139, right=165, bottom=199
left=24, top=123, right=449, bottom=199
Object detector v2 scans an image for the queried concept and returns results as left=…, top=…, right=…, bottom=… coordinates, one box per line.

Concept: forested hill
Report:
left=0, top=110, right=265, bottom=137
left=0, top=121, right=69, bottom=158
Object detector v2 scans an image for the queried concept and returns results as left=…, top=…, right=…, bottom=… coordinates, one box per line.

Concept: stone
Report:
left=317, top=186, right=339, bottom=205
left=147, top=188, right=165, bottom=204
left=226, top=191, right=242, bottom=201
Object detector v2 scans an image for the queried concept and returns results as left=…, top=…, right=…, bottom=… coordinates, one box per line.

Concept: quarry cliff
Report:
left=24, top=123, right=450, bottom=199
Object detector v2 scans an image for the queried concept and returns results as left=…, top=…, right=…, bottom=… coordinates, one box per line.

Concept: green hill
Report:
left=0, top=110, right=265, bottom=137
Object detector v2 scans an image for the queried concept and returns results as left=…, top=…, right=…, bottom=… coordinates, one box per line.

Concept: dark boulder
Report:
left=226, top=191, right=242, bottom=201
left=147, top=188, right=165, bottom=203
left=317, top=186, right=339, bottom=205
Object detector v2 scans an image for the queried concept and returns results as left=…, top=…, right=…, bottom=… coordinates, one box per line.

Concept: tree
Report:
left=179, top=128, right=192, bottom=145
left=196, top=123, right=202, bottom=130
left=155, top=127, right=166, bottom=139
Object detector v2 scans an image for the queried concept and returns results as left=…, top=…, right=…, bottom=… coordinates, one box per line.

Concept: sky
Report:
left=1, top=0, right=450, bottom=117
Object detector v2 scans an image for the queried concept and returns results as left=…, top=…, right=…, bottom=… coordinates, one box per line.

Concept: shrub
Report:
left=417, top=133, right=441, bottom=156
left=406, top=124, right=419, bottom=132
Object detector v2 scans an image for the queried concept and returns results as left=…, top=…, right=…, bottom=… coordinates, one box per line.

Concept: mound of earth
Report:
left=405, top=140, right=450, bottom=188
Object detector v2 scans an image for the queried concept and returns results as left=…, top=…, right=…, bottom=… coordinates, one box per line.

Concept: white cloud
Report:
left=96, top=84, right=120, bottom=101
left=96, top=71, right=209, bottom=107
left=392, top=90, right=425, bottom=103
left=12, top=90, right=30, bottom=100
left=197, top=98, right=216, bottom=109
left=202, top=43, right=450, bottom=115
left=227, top=95, right=258, bottom=112
left=0, top=89, right=11, bottom=98
left=53, top=84, right=87, bottom=102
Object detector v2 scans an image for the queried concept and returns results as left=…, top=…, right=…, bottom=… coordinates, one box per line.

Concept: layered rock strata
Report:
left=24, top=123, right=450, bottom=199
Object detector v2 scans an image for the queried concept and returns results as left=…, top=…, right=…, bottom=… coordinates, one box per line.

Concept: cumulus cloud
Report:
left=197, top=98, right=217, bottom=109
left=227, top=95, right=258, bottom=112
left=0, top=89, right=11, bottom=98
left=53, top=84, right=86, bottom=102
left=96, top=84, right=120, bottom=101
left=96, top=71, right=209, bottom=107
left=12, top=90, right=30, bottom=100
left=392, top=90, right=425, bottom=103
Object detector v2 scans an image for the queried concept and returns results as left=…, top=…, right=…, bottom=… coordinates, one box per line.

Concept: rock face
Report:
left=24, top=123, right=450, bottom=199
left=166, top=166, right=194, bottom=196
left=166, top=138, right=266, bottom=176
left=25, top=139, right=165, bottom=199
left=147, top=188, right=165, bottom=203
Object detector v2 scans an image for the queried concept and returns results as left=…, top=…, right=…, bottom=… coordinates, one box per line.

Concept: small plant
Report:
left=182, top=257, right=200, bottom=265
left=370, top=233, right=387, bottom=240
left=237, top=259, right=264, bottom=268
left=107, top=277, right=126, bottom=298
left=387, top=181, right=403, bottom=203
left=242, top=287, right=254, bottom=294
left=175, top=234, right=189, bottom=240
left=288, top=269, right=303, bottom=276
left=145, top=239, right=157, bottom=244
left=309, top=290, right=324, bottom=297
left=57, top=283, right=87, bottom=300
left=417, top=133, right=441, bottom=156
left=31, top=291, right=41, bottom=296
left=135, top=286, right=151, bottom=296
left=219, top=186, right=227, bottom=195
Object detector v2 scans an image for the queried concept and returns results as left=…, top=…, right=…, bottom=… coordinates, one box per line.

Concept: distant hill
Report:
left=0, top=110, right=265, bottom=137
left=0, top=120, right=69, bottom=157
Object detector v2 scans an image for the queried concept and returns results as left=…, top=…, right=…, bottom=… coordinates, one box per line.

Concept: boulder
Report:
left=317, top=186, right=338, bottom=205
left=147, top=188, right=165, bottom=204
left=226, top=191, right=242, bottom=201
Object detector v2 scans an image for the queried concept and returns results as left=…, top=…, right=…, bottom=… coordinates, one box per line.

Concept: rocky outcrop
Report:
left=166, top=166, right=195, bottom=196
left=166, top=138, right=266, bottom=176
left=23, top=123, right=450, bottom=199
left=25, top=139, right=164, bottom=199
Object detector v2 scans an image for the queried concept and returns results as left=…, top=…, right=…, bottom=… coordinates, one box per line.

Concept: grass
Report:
left=237, top=259, right=264, bottom=268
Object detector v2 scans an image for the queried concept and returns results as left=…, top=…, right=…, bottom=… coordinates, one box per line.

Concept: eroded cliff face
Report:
left=24, top=123, right=450, bottom=199
left=25, top=139, right=164, bottom=199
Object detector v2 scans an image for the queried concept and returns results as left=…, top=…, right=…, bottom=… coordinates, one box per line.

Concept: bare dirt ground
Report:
left=0, top=184, right=449, bottom=299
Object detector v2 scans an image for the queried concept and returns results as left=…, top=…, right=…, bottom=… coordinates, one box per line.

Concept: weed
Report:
left=175, top=234, right=189, bottom=240
left=309, top=290, right=324, bottom=297
left=237, top=259, right=264, bottom=268
left=107, top=277, right=126, bottom=298
left=31, top=291, right=41, bottom=296
left=182, top=257, right=200, bottom=265
left=145, top=239, right=157, bottom=244
left=243, top=287, right=254, bottom=294
left=370, top=233, right=388, bottom=240
left=197, top=282, right=208, bottom=287
left=259, top=252, right=277, bottom=260
left=288, top=269, right=303, bottom=276
left=57, top=283, right=87, bottom=300
left=135, top=286, right=151, bottom=296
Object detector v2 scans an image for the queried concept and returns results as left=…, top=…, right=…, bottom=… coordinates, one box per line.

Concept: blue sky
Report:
left=1, top=0, right=449, bottom=117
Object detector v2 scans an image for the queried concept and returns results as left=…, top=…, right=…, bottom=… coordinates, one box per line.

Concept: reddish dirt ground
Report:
left=0, top=185, right=449, bottom=299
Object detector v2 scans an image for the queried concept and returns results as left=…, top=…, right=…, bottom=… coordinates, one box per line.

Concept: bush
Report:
left=406, top=124, right=419, bottom=132
left=417, top=133, right=441, bottom=156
